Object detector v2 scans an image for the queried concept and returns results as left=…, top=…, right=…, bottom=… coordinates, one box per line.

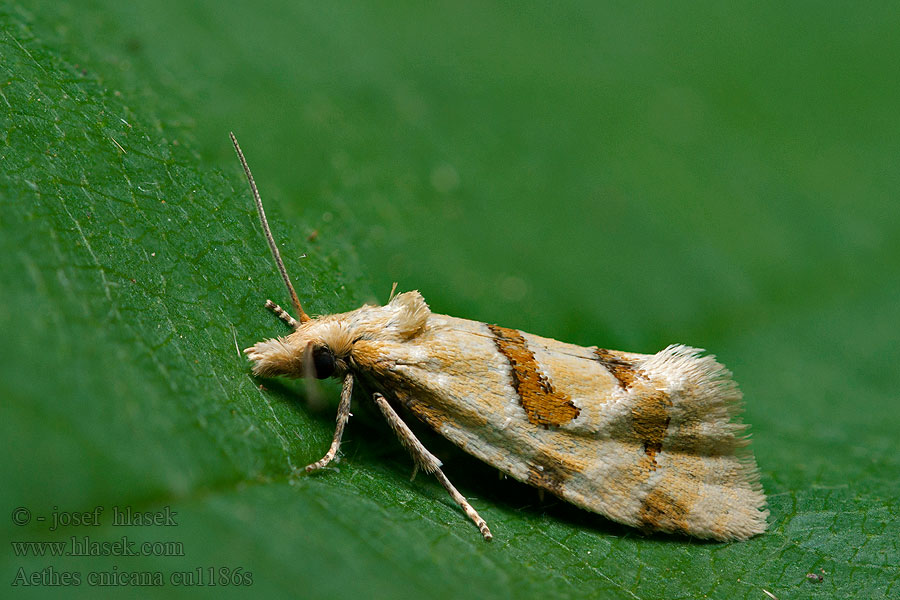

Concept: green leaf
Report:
left=3, top=2, right=898, bottom=599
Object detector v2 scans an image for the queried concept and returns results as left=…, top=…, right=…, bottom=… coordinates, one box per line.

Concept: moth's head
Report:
left=244, top=291, right=430, bottom=380
left=230, top=134, right=429, bottom=381
left=243, top=316, right=352, bottom=380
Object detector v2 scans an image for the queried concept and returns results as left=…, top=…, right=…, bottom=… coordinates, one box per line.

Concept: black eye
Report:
left=311, top=345, right=336, bottom=379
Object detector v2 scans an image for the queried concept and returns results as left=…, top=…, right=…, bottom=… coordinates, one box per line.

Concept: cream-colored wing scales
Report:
left=356, top=314, right=767, bottom=541
left=526, top=337, right=768, bottom=541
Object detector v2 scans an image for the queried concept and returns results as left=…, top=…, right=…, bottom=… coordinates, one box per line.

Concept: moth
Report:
left=230, top=133, right=768, bottom=542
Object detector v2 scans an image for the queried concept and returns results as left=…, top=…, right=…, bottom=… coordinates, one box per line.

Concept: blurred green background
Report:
left=2, top=1, right=898, bottom=598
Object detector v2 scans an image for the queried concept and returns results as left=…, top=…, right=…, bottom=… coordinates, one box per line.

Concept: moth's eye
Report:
left=311, top=345, right=336, bottom=379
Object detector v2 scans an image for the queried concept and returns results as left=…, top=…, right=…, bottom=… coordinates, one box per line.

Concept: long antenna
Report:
left=230, top=132, right=310, bottom=323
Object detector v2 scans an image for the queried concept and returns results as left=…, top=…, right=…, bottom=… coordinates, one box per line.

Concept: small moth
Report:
left=230, top=133, right=768, bottom=542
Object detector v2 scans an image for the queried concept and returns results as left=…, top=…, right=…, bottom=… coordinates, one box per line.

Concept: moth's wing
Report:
left=362, top=314, right=767, bottom=542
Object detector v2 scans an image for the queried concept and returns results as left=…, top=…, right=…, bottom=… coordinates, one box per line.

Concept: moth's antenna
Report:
left=230, top=132, right=310, bottom=323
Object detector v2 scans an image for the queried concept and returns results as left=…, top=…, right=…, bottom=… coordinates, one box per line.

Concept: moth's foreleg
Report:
left=304, top=373, right=354, bottom=472
left=372, top=393, right=493, bottom=542
left=264, top=299, right=300, bottom=330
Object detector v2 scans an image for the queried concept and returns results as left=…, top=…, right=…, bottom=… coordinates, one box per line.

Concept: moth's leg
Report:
left=304, top=373, right=354, bottom=472
left=372, top=392, right=493, bottom=541
left=264, top=299, right=299, bottom=330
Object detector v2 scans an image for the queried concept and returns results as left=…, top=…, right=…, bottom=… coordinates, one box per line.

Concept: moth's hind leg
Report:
left=372, top=393, right=492, bottom=542
left=304, top=374, right=354, bottom=472
left=264, top=299, right=299, bottom=329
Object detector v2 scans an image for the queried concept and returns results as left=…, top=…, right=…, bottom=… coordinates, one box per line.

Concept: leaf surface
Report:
left=2, top=3, right=898, bottom=598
